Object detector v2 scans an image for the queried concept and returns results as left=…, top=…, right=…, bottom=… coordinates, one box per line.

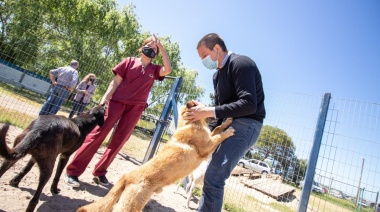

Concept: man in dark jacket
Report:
left=184, top=33, right=265, bottom=212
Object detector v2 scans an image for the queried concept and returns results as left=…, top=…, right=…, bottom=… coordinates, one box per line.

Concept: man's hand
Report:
left=183, top=100, right=213, bottom=122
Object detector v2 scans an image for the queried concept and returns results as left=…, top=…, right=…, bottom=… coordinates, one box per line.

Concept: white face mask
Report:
left=202, top=50, right=219, bottom=70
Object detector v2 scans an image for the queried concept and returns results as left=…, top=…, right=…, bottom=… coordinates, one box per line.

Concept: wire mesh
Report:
left=219, top=89, right=322, bottom=212
left=313, top=97, right=380, bottom=211
left=1, top=66, right=380, bottom=211
left=1, top=1, right=380, bottom=211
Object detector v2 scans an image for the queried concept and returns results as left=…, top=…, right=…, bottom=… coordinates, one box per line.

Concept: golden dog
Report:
left=77, top=101, right=235, bottom=212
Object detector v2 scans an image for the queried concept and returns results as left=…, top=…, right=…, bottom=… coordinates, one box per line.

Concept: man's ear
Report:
left=214, top=44, right=221, bottom=52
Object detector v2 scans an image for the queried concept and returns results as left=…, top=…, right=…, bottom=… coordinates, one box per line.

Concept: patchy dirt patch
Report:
left=0, top=124, right=200, bottom=212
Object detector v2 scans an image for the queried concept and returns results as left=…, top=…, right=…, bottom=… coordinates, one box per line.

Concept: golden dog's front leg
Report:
left=198, top=126, right=235, bottom=157
left=211, top=118, right=233, bottom=136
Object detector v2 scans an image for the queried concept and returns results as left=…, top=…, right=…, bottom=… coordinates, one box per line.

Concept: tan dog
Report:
left=77, top=101, right=235, bottom=212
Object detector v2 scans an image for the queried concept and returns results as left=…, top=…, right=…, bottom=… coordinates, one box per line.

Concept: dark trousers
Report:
left=68, top=100, right=88, bottom=118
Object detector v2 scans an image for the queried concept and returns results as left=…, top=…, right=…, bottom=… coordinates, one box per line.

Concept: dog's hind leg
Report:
left=186, top=179, right=196, bottom=208
left=185, top=175, right=193, bottom=194
left=9, top=158, right=35, bottom=187
left=0, top=159, right=17, bottom=178
left=175, top=180, right=182, bottom=193
left=25, top=158, right=55, bottom=212
left=77, top=177, right=127, bottom=212
left=114, top=183, right=154, bottom=212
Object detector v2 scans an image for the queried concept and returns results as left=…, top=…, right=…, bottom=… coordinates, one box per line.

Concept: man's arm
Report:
left=49, top=69, right=58, bottom=86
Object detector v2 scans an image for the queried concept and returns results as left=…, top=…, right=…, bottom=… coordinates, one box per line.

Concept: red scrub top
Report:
left=111, top=57, right=164, bottom=105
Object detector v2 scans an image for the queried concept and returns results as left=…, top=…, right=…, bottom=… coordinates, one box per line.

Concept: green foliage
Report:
left=292, top=158, right=307, bottom=183
left=192, top=187, right=202, bottom=197
left=245, top=151, right=264, bottom=161
left=314, top=193, right=354, bottom=209
left=223, top=203, right=247, bottom=212
left=136, top=119, right=156, bottom=130
left=0, top=0, right=206, bottom=114
left=257, top=126, right=295, bottom=155
left=256, top=125, right=299, bottom=181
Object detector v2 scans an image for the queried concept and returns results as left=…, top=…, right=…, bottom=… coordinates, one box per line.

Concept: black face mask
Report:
left=142, top=46, right=156, bottom=58
left=89, top=78, right=96, bottom=83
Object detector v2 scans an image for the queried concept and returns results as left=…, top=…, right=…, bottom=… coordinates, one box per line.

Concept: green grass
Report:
left=0, top=106, right=36, bottom=129
left=193, top=187, right=202, bottom=197
left=310, top=193, right=374, bottom=212
left=223, top=187, right=267, bottom=212
left=269, top=202, right=294, bottom=212
left=223, top=203, right=247, bottom=212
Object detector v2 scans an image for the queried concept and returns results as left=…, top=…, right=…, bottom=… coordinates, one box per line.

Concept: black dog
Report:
left=0, top=105, right=105, bottom=212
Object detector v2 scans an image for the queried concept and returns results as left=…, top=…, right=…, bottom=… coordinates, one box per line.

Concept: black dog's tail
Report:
left=0, top=123, right=30, bottom=160
left=0, top=123, right=12, bottom=159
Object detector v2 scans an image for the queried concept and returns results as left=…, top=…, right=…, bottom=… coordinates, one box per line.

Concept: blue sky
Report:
left=117, top=0, right=380, bottom=202
left=117, top=0, right=380, bottom=104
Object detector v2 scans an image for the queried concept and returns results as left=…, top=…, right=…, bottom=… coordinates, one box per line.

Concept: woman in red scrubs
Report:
left=64, top=35, right=172, bottom=187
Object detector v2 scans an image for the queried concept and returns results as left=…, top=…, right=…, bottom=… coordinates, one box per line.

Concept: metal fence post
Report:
left=143, top=76, right=182, bottom=163
left=298, top=93, right=331, bottom=212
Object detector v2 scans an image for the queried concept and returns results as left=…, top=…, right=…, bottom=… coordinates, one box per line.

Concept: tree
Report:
left=292, top=158, right=308, bottom=185
left=0, top=0, right=44, bottom=67
left=208, top=92, right=216, bottom=107
left=255, top=125, right=296, bottom=178
left=0, top=0, right=205, bottom=113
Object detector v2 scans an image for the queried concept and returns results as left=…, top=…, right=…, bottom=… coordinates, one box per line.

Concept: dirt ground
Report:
left=0, top=125, right=202, bottom=212
left=0, top=124, right=352, bottom=212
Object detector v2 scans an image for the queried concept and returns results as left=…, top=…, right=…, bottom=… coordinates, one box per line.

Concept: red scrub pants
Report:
left=66, top=100, right=145, bottom=177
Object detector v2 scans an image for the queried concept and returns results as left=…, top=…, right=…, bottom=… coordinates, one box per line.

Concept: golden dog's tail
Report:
left=77, top=178, right=127, bottom=212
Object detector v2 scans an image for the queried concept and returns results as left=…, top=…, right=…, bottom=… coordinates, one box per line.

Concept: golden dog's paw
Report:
left=223, top=127, right=235, bottom=137
left=221, top=118, right=233, bottom=128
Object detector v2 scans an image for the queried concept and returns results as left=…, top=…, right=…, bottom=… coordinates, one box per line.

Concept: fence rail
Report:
left=0, top=2, right=379, bottom=210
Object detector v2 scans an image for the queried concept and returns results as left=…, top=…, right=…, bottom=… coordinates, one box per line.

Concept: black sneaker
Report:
left=64, top=174, right=80, bottom=188
left=93, top=175, right=109, bottom=186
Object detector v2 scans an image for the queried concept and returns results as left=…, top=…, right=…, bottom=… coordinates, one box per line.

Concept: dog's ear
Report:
left=100, top=103, right=108, bottom=110
left=186, top=101, right=196, bottom=109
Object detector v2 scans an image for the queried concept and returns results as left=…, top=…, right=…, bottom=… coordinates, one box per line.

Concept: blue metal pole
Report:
left=298, top=93, right=331, bottom=212
left=143, top=76, right=182, bottom=163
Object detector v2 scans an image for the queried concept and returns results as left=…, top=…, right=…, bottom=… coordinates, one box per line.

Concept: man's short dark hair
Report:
left=197, top=33, right=227, bottom=52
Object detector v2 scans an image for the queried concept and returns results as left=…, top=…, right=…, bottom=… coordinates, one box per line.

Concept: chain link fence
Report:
left=1, top=1, right=379, bottom=211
